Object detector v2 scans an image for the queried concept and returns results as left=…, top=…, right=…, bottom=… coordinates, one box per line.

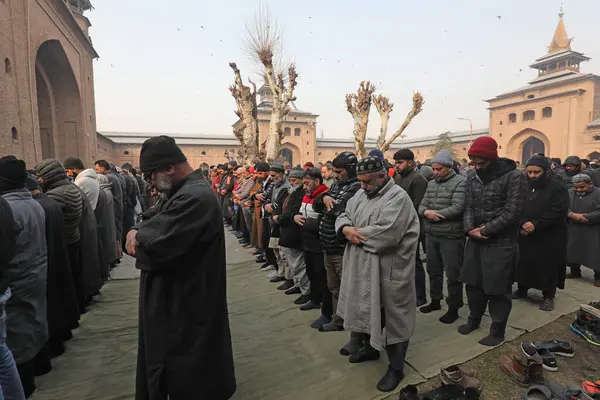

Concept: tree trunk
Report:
left=376, top=113, right=390, bottom=149
left=229, top=62, right=261, bottom=163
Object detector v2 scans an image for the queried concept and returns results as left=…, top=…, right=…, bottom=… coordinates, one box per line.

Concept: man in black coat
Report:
left=513, top=156, right=569, bottom=312
left=459, top=137, right=522, bottom=347
left=125, top=136, right=235, bottom=400
left=26, top=175, right=80, bottom=373
left=312, top=151, right=361, bottom=333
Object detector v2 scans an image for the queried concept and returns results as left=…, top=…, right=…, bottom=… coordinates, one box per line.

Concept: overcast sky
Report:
left=89, top=0, right=600, bottom=140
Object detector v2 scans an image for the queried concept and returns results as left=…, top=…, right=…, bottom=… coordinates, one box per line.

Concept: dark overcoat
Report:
left=567, top=186, right=600, bottom=272
left=134, top=170, right=236, bottom=400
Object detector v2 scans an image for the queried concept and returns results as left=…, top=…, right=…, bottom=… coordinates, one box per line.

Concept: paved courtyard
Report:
left=35, top=232, right=599, bottom=400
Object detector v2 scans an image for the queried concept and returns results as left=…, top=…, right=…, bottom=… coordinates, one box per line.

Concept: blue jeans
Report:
left=0, top=289, right=26, bottom=400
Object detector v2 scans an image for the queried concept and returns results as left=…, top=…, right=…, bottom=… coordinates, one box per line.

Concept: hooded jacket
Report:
left=36, top=159, right=84, bottom=244
left=74, top=168, right=100, bottom=210
left=299, top=184, right=329, bottom=252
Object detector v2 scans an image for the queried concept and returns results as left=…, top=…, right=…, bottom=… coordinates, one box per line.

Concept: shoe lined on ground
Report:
left=519, top=342, right=545, bottom=383
left=260, top=264, right=275, bottom=271
left=533, top=339, right=574, bottom=358
left=310, top=315, right=331, bottom=329
left=570, top=313, right=600, bottom=347
left=293, top=294, right=310, bottom=305
left=285, top=286, right=301, bottom=295
left=545, top=379, right=594, bottom=400
left=500, top=353, right=536, bottom=388
left=398, top=384, right=419, bottom=400
left=582, top=380, right=600, bottom=396
left=440, top=365, right=482, bottom=390
left=266, top=270, right=278, bottom=279
left=419, top=384, right=480, bottom=400
left=255, top=257, right=266, bottom=263
left=419, top=299, right=442, bottom=314
left=458, top=319, right=480, bottom=335
left=270, top=276, right=285, bottom=283
left=376, top=366, right=404, bottom=392
left=521, top=385, right=553, bottom=400
left=299, top=301, right=320, bottom=311
left=581, top=303, right=600, bottom=319
left=521, top=341, right=558, bottom=371
left=277, top=280, right=294, bottom=291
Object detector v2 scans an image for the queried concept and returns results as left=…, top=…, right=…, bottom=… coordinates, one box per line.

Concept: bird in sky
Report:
left=497, top=16, right=502, bottom=20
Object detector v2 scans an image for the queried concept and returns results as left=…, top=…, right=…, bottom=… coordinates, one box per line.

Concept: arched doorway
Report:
left=200, top=162, right=210, bottom=171
left=280, top=148, right=293, bottom=165
left=35, top=40, right=84, bottom=161
left=521, top=137, right=545, bottom=165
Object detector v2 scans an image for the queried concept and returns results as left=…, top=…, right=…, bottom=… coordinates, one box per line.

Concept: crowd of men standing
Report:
left=213, top=136, right=600, bottom=393
left=0, top=155, right=150, bottom=399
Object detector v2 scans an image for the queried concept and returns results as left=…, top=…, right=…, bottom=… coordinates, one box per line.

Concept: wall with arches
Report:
left=0, top=0, right=97, bottom=166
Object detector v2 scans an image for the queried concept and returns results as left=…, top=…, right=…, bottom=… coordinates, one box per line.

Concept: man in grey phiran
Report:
left=335, top=156, right=420, bottom=393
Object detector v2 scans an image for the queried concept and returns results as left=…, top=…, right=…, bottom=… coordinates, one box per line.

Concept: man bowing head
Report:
left=335, top=156, right=420, bottom=393
left=126, top=136, right=236, bottom=400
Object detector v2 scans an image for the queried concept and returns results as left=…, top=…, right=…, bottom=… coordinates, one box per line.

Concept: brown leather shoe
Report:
left=520, top=343, right=545, bottom=385
left=499, top=353, right=530, bottom=388
left=440, top=365, right=483, bottom=390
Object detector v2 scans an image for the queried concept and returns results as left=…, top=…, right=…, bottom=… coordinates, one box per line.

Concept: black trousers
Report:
left=426, top=234, right=464, bottom=309
left=304, top=251, right=333, bottom=318
left=466, top=284, right=512, bottom=333
left=265, top=247, right=278, bottom=269
left=17, top=359, right=36, bottom=398
left=67, top=241, right=85, bottom=314
left=415, top=249, right=427, bottom=303
left=517, top=283, right=557, bottom=300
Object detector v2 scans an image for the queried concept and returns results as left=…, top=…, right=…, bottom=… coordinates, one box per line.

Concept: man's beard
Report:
left=153, top=172, right=173, bottom=193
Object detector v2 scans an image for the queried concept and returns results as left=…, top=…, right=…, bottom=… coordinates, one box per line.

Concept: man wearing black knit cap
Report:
left=125, top=135, right=236, bottom=400
left=393, top=148, right=428, bottom=307
left=513, top=155, right=569, bottom=312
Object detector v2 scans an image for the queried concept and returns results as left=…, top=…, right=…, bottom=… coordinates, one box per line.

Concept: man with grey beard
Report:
left=125, top=136, right=235, bottom=400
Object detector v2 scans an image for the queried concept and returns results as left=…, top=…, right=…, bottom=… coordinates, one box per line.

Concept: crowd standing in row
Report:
left=213, top=136, right=600, bottom=393
left=0, top=155, right=151, bottom=399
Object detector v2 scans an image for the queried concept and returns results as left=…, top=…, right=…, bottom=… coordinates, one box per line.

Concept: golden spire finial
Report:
left=548, top=3, right=571, bottom=53
left=559, top=1, right=564, bottom=18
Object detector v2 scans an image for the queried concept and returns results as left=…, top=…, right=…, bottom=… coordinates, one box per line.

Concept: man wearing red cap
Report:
left=458, top=137, right=523, bottom=347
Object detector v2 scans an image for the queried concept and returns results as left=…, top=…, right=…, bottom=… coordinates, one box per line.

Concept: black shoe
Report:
left=349, top=347, right=380, bottom=363
left=252, top=250, right=260, bottom=256
left=299, top=301, right=321, bottom=311
left=532, top=339, right=574, bottom=358
left=255, top=257, right=266, bottom=263
left=293, top=294, right=310, bottom=305
left=398, top=385, right=419, bottom=400
left=416, top=298, right=427, bottom=307
left=439, top=308, right=459, bottom=324
left=310, top=315, right=331, bottom=329
left=479, top=332, right=504, bottom=347
left=270, top=276, right=286, bottom=283
left=319, top=322, right=344, bottom=332
left=376, top=366, right=404, bottom=392
left=285, top=287, right=301, bottom=295
left=458, top=319, right=480, bottom=335
left=277, top=280, right=294, bottom=291
left=539, top=298, right=554, bottom=311
left=420, top=299, right=441, bottom=314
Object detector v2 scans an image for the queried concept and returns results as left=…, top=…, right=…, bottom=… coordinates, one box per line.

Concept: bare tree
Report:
left=378, top=92, right=424, bottom=152
left=229, top=62, right=260, bottom=164
left=345, top=81, right=376, bottom=158
left=373, top=94, right=394, bottom=149
left=245, top=5, right=298, bottom=162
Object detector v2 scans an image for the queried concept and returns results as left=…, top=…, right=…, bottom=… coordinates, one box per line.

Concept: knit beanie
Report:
left=468, top=137, right=498, bottom=159
left=564, top=155, right=582, bottom=167
left=25, top=174, right=40, bottom=191
left=289, top=167, right=305, bottom=179
left=368, top=149, right=385, bottom=161
left=0, top=156, right=27, bottom=189
left=270, top=162, right=285, bottom=174
left=255, top=162, right=270, bottom=172
left=431, top=150, right=454, bottom=168
left=526, top=154, right=550, bottom=170
left=139, top=135, right=187, bottom=175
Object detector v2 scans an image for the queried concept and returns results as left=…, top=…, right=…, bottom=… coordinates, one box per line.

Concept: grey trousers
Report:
left=242, top=206, right=253, bottom=233
left=325, top=253, right=344, bottom=327
left=426, top=234, right=464, bottom=310
left=284, top=248, right=310, bottom=295
left=466, top=284, right=512, bottom=333
left=276, top=246, right=293, bottom=280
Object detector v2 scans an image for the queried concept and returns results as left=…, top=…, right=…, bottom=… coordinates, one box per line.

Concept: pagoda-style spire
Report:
left=548, top=6, right=571, bottom=53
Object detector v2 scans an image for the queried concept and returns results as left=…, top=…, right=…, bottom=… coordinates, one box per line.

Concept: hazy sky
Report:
left=90, top=0, right=600, bottom=140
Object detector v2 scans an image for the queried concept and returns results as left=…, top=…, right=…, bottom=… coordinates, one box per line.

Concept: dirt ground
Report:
left=383, top=314, right=600, bottom=400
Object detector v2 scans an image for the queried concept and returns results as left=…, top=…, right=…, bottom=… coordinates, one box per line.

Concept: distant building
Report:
left=487, top=9, right=600, bottom=163
left=0, top=0, right=98, bottom=167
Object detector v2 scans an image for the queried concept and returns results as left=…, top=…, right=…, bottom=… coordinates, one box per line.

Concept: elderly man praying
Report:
left=335, top=156, right=420, bottom=393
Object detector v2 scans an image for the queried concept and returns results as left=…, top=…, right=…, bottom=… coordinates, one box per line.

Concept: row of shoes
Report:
left=398, top=384, right=480, bottom=400
left=520, top=380, right=597, bottom=399
left=571, top=302, right=600, bottom=347
left=500, top=340, right=574, bottom=387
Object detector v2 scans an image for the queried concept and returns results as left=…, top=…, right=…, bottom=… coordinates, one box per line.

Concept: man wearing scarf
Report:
left=513, top=155, right=569, bottom=311
left=335, top=156, right=419, bottom=393
left=566, top=173, right=600, bottom=287
left=459, top=137, right=522, bottom=347
left=1, top=156, right=48, bottom=398
left=125, top=135, right=235, bottom=400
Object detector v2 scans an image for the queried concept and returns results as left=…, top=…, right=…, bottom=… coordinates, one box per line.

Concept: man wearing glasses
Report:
left=125, top=136, right=236, bottom=400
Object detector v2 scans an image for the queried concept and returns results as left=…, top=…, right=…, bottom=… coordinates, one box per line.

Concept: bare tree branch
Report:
left=373, top=94, right=394, bottom=149
left=379, top=92, right=424, bottom=152
left=346, top=81, right=376, bottom=158
left=229, top=62, right=261, bottom=163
